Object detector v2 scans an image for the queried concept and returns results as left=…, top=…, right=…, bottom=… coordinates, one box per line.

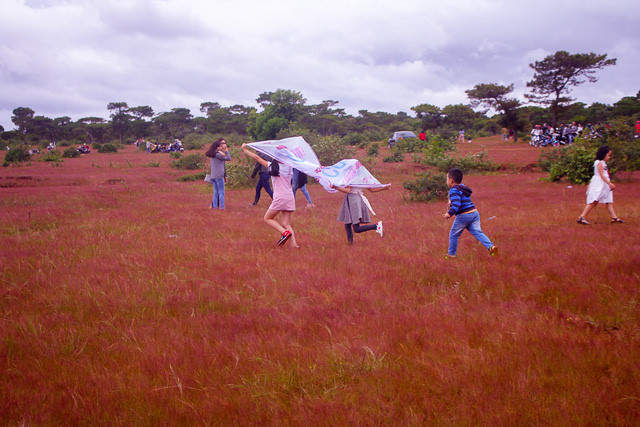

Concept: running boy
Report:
left=443, top=168, right=497, bottom=257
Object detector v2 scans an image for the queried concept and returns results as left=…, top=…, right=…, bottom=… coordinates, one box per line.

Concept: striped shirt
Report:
left=447, top=184, right=476, bottom=216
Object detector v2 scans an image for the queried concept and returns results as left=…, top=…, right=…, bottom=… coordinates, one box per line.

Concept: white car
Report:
left=388, top=131, right=417, bottom=148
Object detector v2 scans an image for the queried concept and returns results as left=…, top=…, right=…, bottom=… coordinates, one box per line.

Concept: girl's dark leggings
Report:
left=344, top=222, right=376, bottom=244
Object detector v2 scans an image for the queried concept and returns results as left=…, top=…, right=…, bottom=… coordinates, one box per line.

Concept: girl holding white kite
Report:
left=331, top=183, right=390, bottom=244
left=242, top=144, right=299, bottom=247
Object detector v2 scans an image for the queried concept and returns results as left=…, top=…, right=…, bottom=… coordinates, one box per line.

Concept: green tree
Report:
left=466, top=83, right=522, bottom=141
left=76, top=117, right=107, bottom=144
left=129, top=105, right=154, bottom=137
left=107, top=102, right=132, bottom=144
left=525, top=51, right=616, bottom=127
left=411, top=103, right=443, bottom=133
left=11, top=107, right=35, bottom=134
left=441, top=104, right=478, bottom=131
left=153, top=108, right=193, bottom=139
left=612, top=91, right=640, bottom=118
left=249, top=89, right=307, bottom=140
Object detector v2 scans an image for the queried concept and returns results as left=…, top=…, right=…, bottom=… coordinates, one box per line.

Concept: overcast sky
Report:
left=1, top=0, right=638, bottom=131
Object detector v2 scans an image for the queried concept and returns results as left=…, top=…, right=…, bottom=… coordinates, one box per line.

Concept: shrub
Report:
left=544, top=144, right=596, bottom=184
left=366, top=143, right=380, bottom=157
left=97, top=143, right=119, bottom=153
left=403, top=172, right=449, bottom=202
left=311, top=136, right=355, bottom=166
left=383, top=151, right=404, bottom=163
left=41, top=150, right=62, bottom=162
left=3, top=146, right=30, bottom=165
left=541, top=118, right=640, bottom=183
left=182, top=133, right=213, bottom=150
left=343, top=133, right=368, bottom=148
left=394, top=137, right=427, bottom=153
left=171, top=153, right=206, bottom=170
left=177, top=171, right=207, bottom=182
left=169, top=151, right=182, bottom=159
left=415, top=137, right=497, bottom=173
left=62, top=146, right=81, bottom=158
left=225, top=146, right=254, bottom=189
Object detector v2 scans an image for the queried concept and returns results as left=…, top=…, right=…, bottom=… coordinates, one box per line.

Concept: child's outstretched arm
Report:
left=241, top=144, right=268, bottom=168
left=330, top=184, right=351, bottom=194
left=366, top=184, right=391, bottom=193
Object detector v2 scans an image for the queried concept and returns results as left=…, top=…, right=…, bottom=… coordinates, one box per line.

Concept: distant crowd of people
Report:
left=141, top=138, right=183, bottom=154
left=529, top=122, right=604, bottom=147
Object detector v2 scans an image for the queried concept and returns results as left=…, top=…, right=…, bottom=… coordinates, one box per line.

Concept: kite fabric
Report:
left=246, top=136, right=390, bottom=192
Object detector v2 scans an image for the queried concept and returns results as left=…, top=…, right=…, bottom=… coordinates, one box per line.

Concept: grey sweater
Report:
left=210, top=151, right=231, bottom=179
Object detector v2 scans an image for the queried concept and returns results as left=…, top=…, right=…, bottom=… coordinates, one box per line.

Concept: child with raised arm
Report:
left=577, top=145, right=623, bottom=224
left=331, top=184, right=389, bottom=245
left=241, top=144, right=298, bottom=247
left=443, top=168, right=497, bottom=257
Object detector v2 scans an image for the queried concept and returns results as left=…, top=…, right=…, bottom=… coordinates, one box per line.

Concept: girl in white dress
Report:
left=577, top=145, right=623, bottom=224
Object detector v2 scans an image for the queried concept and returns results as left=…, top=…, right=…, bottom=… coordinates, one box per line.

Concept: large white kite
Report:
left=246, top=136, right=389, bottom=192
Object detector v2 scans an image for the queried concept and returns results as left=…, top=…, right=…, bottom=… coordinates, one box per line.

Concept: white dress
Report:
left=586, top=160, right=613, bottom=204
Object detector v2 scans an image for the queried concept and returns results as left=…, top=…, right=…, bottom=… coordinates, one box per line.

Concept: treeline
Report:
left=2, top=88, right=638, bottom=149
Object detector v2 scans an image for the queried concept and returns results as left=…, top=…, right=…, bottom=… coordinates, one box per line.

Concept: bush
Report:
left=343, top=133, right=368, bottom=148
left=169, top=151, right=182, bottom=159
left=383, top=151, right=404, bottom=163
left=415, top=137, right=497, bottom=173
left=40, top=149, right=62, bottom=162
left=225, top=146, right=254, bottom=189
left=394, top=137, right=427, bottom=153
left=96, top=143, right=119, bottom=153
left=542, top=144, right=596, bottom=184
left=366, top=143, right=380, bottom=157
left=311, top=136, right=355, bottom=166
left=403, top=172, right=449, bottom=202
left=177, top=171, right=207, bottom=182
left=171, top=153, right=206, bottom=170
left=540, top=118, right=640, bottom=184
left=182, top=133, right=214, bottom=150
left=3, top=146, right=30, bottom=165
left=62, top=146, right=81, bottom=158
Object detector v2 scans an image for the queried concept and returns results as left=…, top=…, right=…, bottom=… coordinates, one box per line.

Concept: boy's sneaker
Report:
left=376, top=221, right=384, bottom=237
left=277, top=230, right=292, bottom=246
left=489, top=246, right=498, bottom=256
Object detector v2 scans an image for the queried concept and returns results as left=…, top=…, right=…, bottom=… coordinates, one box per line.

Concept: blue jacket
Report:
left=447, top=184, right=476, bottom=216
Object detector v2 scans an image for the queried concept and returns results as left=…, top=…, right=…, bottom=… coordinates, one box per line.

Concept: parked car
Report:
left=388, top=131, right=417, bottom=148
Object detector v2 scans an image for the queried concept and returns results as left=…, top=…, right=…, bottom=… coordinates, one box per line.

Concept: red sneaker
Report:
left=277, top=230, right=292, bottom=246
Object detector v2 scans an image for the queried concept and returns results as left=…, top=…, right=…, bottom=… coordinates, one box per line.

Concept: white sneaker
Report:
left=376, top=221, right=383, bottom=237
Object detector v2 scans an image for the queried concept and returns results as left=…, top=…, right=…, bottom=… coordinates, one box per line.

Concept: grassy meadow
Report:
left=1, top=137, right=639, bottom=424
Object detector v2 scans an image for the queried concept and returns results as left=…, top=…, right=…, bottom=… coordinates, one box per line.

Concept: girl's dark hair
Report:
left=268, top=161, right=280, bottom=177
left=595, top=145, right=611, bottom=161
left=205, top=138, right=226, bottom=158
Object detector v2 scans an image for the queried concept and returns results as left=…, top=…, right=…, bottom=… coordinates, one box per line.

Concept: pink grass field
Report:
left=1, top=138, right=639, bottom=424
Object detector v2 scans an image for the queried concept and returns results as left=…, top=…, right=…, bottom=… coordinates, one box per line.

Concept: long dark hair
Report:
left=595, top=145, right=611, bottom=161
left=205, top=138, right=226, bottom=158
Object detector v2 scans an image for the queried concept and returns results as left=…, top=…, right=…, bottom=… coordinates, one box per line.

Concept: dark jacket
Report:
left=250, top=153, right=273, bottom=178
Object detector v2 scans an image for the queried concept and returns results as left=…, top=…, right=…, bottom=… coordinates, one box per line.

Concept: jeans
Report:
left=292, top=169, right=312, bottom=204
left=253, top=172, right=273, bottom=204
left=212, top=178, right=225, bottom=209
left=448, top=211, right=493, bottom=256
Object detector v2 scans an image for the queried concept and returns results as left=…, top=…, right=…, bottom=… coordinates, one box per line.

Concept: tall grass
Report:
left=1, top=143, right=639, bottom=424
